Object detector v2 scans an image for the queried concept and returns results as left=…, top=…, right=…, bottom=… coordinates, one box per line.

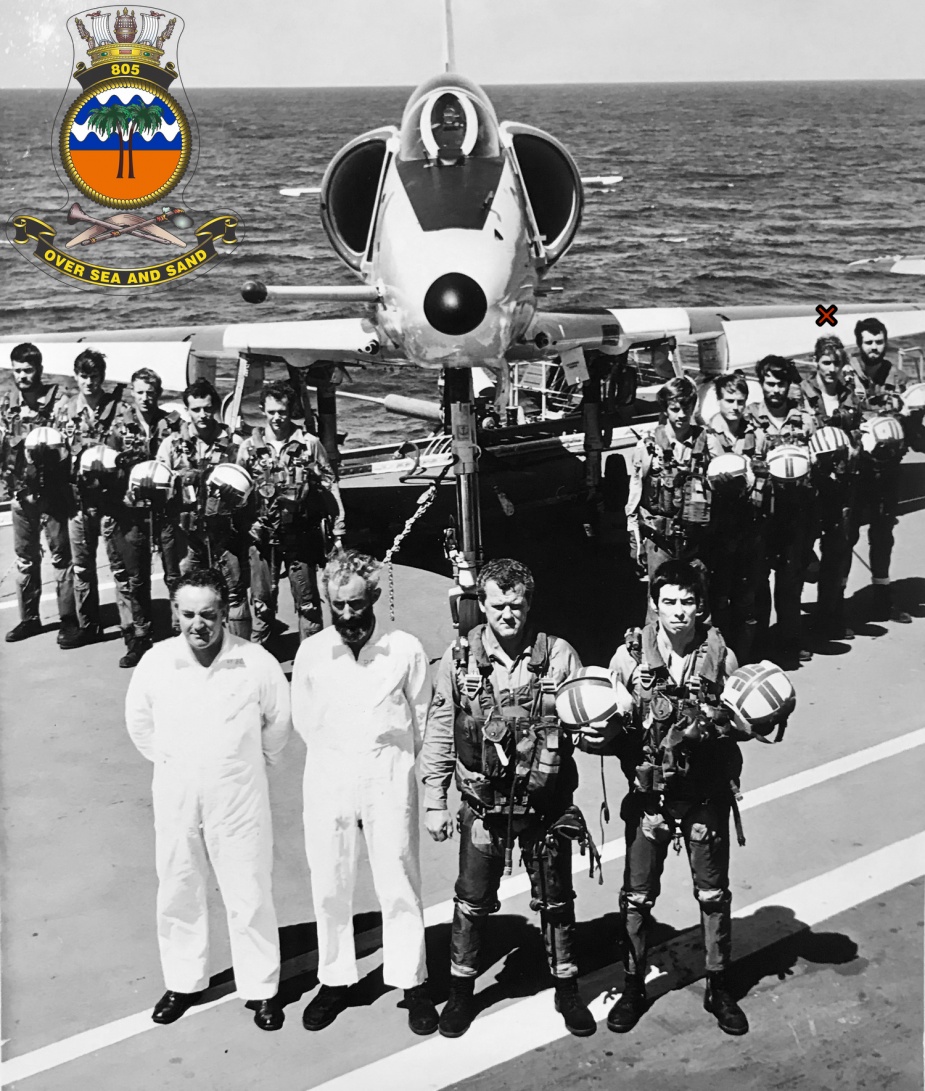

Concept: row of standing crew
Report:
left=3, top=319, right=919, bottom=668
left=1, top=345, right=344, bottom=665
left=627, top=318, right=922, bottom=670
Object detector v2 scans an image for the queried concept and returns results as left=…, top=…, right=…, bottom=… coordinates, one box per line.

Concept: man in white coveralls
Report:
left=125, top=567, right=292, bottom=1031
left=291, top=550, right=439, bottom=1036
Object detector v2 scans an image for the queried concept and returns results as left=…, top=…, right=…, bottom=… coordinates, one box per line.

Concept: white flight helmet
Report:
left=24, top=426, right=67, bottom=464
left=206, top=463, right=253, bottom=508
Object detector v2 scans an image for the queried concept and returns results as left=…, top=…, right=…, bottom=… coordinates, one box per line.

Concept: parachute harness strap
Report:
left=382, top=462, right=453, bottom=621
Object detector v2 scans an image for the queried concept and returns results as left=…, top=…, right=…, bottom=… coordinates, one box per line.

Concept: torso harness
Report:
left=453, top=625, right=601, bottom=880
left=172, top=423, right=241, bottom=537
left=63, top=388, right=127, bottom=510
left=246, top=428, right=329, bottom=542
left=639, top=425, right=712, bottom=554
left=0, top=385, right=62, bottom=502
left=624, top=623, right=746, bottom=847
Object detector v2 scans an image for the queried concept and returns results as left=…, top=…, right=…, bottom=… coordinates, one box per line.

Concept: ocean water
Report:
left=2, top=81, right=924, bottom=442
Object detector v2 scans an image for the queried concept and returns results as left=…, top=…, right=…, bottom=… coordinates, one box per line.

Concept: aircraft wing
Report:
left=523, top=302, right=925, bottom=371
left=0, top=317, right=393, bottom=391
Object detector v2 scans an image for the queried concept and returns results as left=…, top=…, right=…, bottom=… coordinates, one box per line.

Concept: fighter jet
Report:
left=3, top=1, right=925, bottom=617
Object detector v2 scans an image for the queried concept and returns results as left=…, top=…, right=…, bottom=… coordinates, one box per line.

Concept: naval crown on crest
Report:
left=73, top=7, right=179, bottom=91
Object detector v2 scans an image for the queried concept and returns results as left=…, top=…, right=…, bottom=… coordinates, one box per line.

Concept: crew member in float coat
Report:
left=291, top=551, right=439, bottom=1036
left=125, top=567, right=291, bottom=1030
left=1, top=342, right=77, bottom=646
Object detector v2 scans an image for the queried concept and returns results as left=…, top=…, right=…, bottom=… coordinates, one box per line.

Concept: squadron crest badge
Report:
left=7, top=7, right=241, bottom=290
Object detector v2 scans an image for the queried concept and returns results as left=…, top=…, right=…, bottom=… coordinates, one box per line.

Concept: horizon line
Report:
left=4, top=75, right=925, bottom=92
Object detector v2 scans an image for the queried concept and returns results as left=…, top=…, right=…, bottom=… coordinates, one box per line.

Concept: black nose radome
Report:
left=423, top=273, right=487, bottom=336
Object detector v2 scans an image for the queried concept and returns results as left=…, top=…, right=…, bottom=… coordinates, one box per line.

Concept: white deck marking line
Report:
left=307, top=832, right=925, bottom=1091
left=0, top=573, right=165, bottom=612
left=2, top=728, right=923, bottom=1086
left=422, top=724, right=925, bottom=921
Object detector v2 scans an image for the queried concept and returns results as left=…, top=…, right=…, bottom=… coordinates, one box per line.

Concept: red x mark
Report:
left=816, top=304, right=838, bottom=327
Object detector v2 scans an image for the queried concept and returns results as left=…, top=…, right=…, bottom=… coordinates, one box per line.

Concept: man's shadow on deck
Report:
left=581, top=904, right=860, bottom=1015
left=202, top=901, right=860, bottom=1022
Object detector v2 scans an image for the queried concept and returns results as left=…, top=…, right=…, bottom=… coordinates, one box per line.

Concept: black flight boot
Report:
left=119, top=631, right=152, bottom=669
left=5, top=618, right=42, bottom=642
left=606, top=973, right=648, bottom=1033
left=553, top=977, right=596, bottom=1037
left=703, top=971, right=749, bottom=1035
left=438, top=977, right=478, bottom=1038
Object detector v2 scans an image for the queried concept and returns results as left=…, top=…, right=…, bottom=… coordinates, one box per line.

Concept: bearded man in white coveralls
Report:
left=125, top=567, right=292, bottom=1031
left=291, top=550, right=439, bottom=1036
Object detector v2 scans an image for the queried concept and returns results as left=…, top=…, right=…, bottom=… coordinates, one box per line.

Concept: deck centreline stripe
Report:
left=2, top=728, right=924, bottom=1086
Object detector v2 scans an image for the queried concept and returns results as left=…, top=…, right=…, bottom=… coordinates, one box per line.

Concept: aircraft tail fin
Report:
left=443, top=0, right=456, bottom=72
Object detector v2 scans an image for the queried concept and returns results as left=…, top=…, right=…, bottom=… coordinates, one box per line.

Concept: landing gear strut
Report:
left=444, top=367, right=483, bottom=640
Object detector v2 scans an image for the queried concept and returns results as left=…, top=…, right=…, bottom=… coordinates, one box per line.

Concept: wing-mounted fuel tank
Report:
left=500, top=121, right=583, bottom=270
left=319, top=126, right=398, bottom=272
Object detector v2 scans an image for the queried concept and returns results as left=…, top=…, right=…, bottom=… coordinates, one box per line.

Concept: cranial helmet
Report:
left=128, top=459, right=175, bottom=500
left=77, top=443, right=121, bottom=476
left=721, top=660, right=796, bottom=739
left=706, top=452, right=752, bottom=492
left=808, top=425, right=850, bottom=461
left=859, top=415, right=904, bottom=458
left=24, top=426, right=67, bottom=465
left=766, top=444, right=811, bottom=482
left=206, top=462, right=253, bottom=508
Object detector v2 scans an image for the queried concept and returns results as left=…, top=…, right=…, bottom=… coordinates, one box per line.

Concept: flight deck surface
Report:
left=1, top=458, right=923, bottom=1091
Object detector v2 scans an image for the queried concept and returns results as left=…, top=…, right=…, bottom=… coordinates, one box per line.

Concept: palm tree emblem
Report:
left=86, top=101, right=164, bottom=179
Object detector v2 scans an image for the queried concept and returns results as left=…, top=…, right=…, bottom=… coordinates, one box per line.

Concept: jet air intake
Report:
left=320, top=126, right=396, bottom=271
left=424, top=273, right=488, bottom=335
left=501, top=122, right=583, bottom=269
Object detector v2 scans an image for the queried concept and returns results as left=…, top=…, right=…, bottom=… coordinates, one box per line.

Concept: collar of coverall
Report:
left=8, top=382, right=57, bottom=411
left=481, top=621, right=536, bottom=670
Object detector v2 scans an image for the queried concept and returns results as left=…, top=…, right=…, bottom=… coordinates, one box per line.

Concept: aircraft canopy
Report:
left=399, top=86, right=501, bottom=164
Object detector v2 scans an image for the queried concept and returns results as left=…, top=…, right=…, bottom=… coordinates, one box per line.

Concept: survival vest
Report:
left=242, top=427, right=330, bottom=534
left=848, top=357, right=907, bottom=418
left=167, top=422, right=243, bottom=534
left=0, top=384, right=67, bottom=501
left=109, top=403, right=179, bottom=469
left=453, top=625, right=577, bottom=818
left=56, top=387, right=128, bottom=508
left=746, top=401, right=815, bottom=512
left=848, top=360, right=908, bottom=468
left=638, top=425, right=712, bottom=552
left=623, top=623, right=742, bottom=806
left=707, top=415, right=768, bottom=521
left=799, top=378, right=863, bottom=435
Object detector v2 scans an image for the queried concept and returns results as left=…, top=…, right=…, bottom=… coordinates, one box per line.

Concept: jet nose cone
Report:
left=423, top=273, right=488, bottom=336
